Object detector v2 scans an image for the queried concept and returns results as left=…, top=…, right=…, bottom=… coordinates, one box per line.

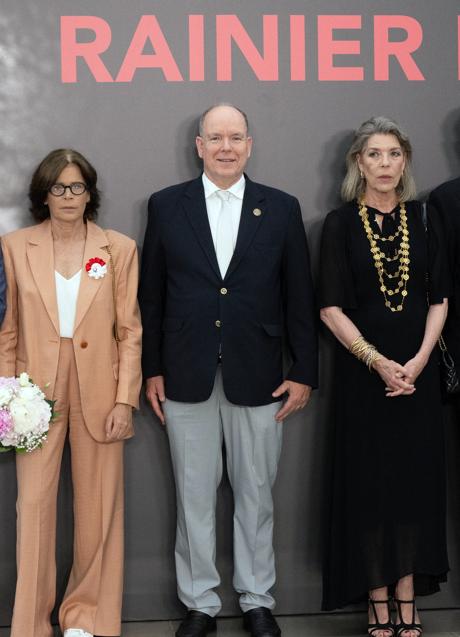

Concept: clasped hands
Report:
left=146, top=375, right=312, bottom=425
left=373, top=354, right=427, bottom=397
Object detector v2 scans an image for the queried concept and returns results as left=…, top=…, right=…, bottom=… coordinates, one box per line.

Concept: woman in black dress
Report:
left=320, top=117, right=449, bottom=637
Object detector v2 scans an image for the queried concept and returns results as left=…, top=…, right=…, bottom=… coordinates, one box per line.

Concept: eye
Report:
left=391, top=150, right=402, bottom=157
left=368, top=151, right=379, bottom=158
left=231, top=136, right=245, bottom=144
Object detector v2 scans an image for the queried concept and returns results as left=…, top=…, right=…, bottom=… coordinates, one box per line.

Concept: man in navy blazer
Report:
left=0, top=246, right=6, bottom=326
left=139, top=104, right=317, bottom=637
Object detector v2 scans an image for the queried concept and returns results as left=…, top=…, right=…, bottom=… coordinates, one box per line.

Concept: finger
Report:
left=112, top=416, right=124, bottom=440
left=119, top=415, right=132, bottom=439
left=110, top=423, right=120, bottom=440
left=105, top=414, right=114, bottom=438
left=275, top=397, right=297, bottom=421
left=272, top=382, right=288, bottom=398
left=115, top=420, right=129, bottom=440
left=395, top=363, right=409, bottom=375
left=116, top=418, right=127, bottom=438
left=149, top=394, right=165, bottom=425
left=156, top=379, right=166, bottom=402
left=387, top=386, right=416, bottom=397
left=392, top=377, right=415, bottom=390
left=274, top=406, right=286, bottom=422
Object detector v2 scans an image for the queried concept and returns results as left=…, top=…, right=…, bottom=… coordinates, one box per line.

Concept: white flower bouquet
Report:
left=0, top=373, right=55, bottom=453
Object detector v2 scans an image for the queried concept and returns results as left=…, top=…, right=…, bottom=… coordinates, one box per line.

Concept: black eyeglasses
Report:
left=48, top=182, right=87, bottom=196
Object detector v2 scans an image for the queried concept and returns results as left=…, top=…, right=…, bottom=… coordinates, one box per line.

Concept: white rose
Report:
left=10, top=396, right=51, bottom=435
left=18, top=372, right=30, bottom=387
left=10, top=398, right=36, bottom=434
left=0, top=385, right=13, bottom=407
left=18, top=385, right=43, bottom=401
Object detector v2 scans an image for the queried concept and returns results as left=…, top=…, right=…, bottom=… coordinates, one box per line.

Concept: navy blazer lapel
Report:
left=182, top=177, right=221, bottom=279
left=225, top=177, right=265, bottom=279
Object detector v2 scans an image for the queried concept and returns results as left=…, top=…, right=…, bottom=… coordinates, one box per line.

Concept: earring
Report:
left=360, top=171, right=364, bottom=179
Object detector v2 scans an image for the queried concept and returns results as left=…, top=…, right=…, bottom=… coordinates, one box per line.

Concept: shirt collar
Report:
left=202, top=173, right=246, bottom=200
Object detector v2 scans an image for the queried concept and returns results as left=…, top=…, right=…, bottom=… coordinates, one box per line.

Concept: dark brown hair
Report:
left=29, top=148, right=100, bottom=222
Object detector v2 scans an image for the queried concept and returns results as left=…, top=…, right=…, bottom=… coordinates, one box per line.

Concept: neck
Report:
left=204, top=171, right=242, bottom=190
left=362, top=189, right=399, bottom=213
left=50, top=217, right=87, bottom=242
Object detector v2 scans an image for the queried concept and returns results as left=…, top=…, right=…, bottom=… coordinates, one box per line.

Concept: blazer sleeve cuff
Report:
left=286, top=365, right=318, bottom=390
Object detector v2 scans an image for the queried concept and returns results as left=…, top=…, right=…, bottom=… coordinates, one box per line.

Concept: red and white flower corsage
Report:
left=85, top=257, right=107, bottom=279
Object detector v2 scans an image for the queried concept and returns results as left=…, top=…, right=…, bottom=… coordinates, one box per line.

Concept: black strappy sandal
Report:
left=394, top=598, right=422, bottom=637
left=368, top=598, right=395, bottom=637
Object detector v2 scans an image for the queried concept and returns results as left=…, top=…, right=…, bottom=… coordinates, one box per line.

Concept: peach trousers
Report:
left=11, top=339, right=124, bottom=637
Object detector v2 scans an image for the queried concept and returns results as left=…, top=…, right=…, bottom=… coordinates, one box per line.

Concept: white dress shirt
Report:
left=55, top=269, right=81, bottom=337
left=202, top=172, right=245, bottom=258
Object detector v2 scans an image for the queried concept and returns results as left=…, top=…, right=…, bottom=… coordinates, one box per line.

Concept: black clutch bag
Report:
left=439, top=335, right=460, bottom=395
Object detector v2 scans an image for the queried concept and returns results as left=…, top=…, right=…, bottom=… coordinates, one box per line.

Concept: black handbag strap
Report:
left=423, top=204, right=459, bottom=393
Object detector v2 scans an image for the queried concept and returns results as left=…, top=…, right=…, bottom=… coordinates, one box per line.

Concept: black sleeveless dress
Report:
left=319, top=200, right=449, bottom=610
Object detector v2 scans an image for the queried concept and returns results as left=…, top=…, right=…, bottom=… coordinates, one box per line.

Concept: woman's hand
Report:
left=400, top=354, right=428, bottom=387
left=105, top=402, right=133, bottom=441
left=372, top=356, right=416, bottom=397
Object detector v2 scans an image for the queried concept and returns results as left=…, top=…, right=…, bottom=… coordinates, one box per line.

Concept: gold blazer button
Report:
left=80, top=341, right=88, bottom=349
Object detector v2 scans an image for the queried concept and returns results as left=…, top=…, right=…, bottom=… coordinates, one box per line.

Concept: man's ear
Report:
left=196, top=136, right=204, bottom=159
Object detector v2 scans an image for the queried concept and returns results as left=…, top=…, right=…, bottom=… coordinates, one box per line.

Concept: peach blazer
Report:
left=0, top=219, right=142, bottom=442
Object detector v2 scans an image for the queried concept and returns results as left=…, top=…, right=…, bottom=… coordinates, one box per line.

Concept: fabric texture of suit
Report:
left=139, top=175, right=318, bottom=404
left=428, top=178, right=460, bottom=362
left=139, top=173, right=317, bottom=614
left=0, top=219, right=142, bottom=637
left=0, top=245, right=6, bottom=326
left=0, top=219, right=142, bottom=437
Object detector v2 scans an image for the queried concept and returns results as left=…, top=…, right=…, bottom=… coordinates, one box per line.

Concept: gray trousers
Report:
left=163, top=367, right=283, bottom=616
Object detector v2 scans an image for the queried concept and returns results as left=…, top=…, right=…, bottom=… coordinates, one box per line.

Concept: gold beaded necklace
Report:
left=358, top=199, right=410, bottom=312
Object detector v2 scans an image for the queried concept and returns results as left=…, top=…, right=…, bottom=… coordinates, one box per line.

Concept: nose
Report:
left=63, top=186, right=74, bottom=198
left=221, top=137, right=232, bottom=151
left=380, top=153, right=390, bottom=167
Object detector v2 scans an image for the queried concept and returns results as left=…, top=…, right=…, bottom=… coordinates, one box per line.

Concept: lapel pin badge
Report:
left=253, top=208, right=262, bottom=217
left=85, top=257, right=107, bottom=279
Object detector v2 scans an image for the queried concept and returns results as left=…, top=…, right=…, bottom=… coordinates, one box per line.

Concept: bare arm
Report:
left=320, top=306, right=415, bottom=396
left=400, top=299, right=448, bottom=393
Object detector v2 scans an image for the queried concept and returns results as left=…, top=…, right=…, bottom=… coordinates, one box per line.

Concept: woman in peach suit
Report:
left=0, top=149, right=142, bottom=637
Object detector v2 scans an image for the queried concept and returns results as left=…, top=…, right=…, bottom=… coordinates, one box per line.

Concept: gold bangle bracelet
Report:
left=349, top=335, right=381, bottom=371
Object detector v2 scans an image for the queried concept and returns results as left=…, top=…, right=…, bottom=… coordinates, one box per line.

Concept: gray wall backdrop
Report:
left=1, top=0, right=460, bottom=625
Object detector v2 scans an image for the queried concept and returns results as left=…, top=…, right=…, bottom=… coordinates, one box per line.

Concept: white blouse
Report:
left=55, top=270, right=82, bottom=337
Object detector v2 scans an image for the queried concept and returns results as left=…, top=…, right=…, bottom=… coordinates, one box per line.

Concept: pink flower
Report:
left=0, top=408, right=13, bottom=439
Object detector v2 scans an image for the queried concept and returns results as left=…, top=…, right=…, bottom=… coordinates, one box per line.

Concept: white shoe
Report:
left=63, top=630, right=93, bottom=637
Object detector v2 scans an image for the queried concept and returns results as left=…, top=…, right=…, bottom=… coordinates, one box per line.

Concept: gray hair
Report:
left=341, top=116, right=416, bottom=202
left=198, top=103, right=249, bottom=137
